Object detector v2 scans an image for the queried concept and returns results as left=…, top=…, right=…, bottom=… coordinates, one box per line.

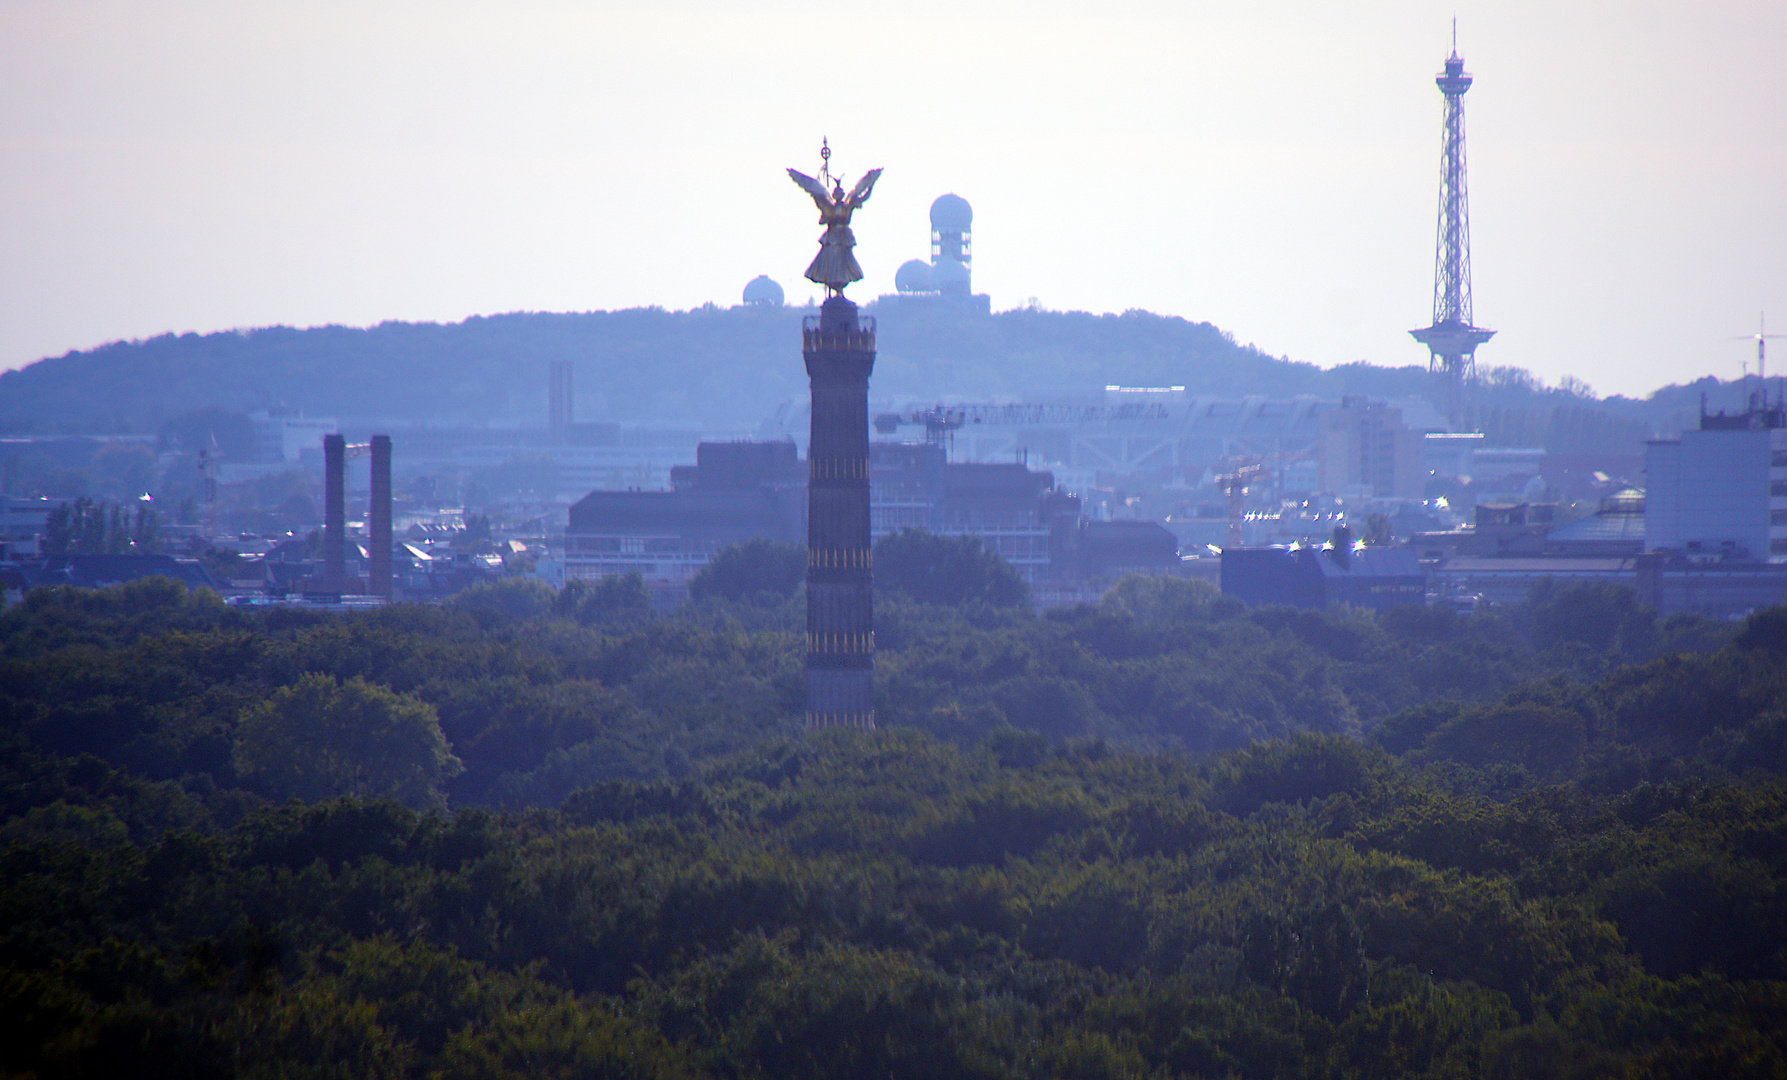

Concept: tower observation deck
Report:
left=1410, top=41, right=1494, bottom=431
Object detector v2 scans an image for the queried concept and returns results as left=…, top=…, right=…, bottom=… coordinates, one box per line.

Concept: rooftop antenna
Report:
left=1730, top=312, right=1785, bottom=384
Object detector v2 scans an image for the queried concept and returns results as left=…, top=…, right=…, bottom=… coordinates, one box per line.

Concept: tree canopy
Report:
left=874, top=528, right=1031, bottom=607
left=234, top=672, right=462, bottom=809
left=1, top=573, right=1785, bottom=1076
left=689, top=538, right=805, bottom=603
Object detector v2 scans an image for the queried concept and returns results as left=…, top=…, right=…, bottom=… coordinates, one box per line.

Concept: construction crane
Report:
left=872, top=406, right=966, bottom=446
left=1226, top=442, right=1313, bottom=502
left=1213, top=459, right=1268, bottom=549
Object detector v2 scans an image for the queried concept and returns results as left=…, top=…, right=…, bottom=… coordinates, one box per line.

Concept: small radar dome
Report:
left=930, top=193, right=972, bottom=231
left=742, top=275, right=784, bottom=306
left=895, top=259, right=934, bottom=293
left=930, top=256, right=970, bottom=295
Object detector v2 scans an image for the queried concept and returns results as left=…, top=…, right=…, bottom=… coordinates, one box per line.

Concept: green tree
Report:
left=1734, top=605, right=1787, bottom=654
left=131, top=501, right=161, bottom=550
left=461, top=513, right=493, bottom=547
left=42, top=496, right=152, bottom=556
left=450, top=578, right=555, bottom=622
left=689, top=538, right=805, bottom=603
left=233, top=673, right=463, bottom=809
left=1520, top=580, right=1653, bottom=654
left=554, top=573, right=652, bottom=624
left=1418, top=697, right=1591, bottom=780
left=1098, top=574, right=1236, bottom=623
left=90, top=443, right=156, bottom=497
left=156, top=406, right=257, bottom=461
left=874, top=528, right=1029, bottom=607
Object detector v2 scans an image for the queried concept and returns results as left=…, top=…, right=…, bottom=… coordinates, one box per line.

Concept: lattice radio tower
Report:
left=1410, top=26, right=1494, bottom=431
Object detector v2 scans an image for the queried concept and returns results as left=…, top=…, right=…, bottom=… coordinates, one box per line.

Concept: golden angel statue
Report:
left=788, top=150, right=882, bottom=295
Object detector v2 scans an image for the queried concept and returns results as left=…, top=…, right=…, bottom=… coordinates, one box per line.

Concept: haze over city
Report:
left=14, top=5, right=1787, bottom=1075
left=1, top=0, right=1782, bottom=398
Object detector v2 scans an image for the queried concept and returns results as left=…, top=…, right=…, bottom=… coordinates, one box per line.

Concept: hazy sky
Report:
left=1, top=0, right=1782, bottom=399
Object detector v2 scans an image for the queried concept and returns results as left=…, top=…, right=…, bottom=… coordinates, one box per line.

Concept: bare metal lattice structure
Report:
left=1409, top=34, right=1495, bottom=432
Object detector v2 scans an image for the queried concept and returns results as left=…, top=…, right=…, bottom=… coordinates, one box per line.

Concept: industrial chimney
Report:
left=369, top=434, right=392, bottom=598
left=323, top=433, right=346, bottom=592
left=548, top=360, right=573, bottom=447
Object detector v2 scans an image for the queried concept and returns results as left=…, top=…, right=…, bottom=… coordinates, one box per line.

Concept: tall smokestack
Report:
left=548, top=360, right=572, bottom=446
left=323, top=433, right=346, bottom=591
left=369, top=434, right=392, bottom=599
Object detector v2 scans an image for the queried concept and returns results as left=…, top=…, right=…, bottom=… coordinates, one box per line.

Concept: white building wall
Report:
left=1770, top=429, right=1787, bottom=559
left=1644, top=439, right=1682, bottom=552
left=0, top=496, right=58, bottom=561
left=1645, top=428, right=1774, bottom=560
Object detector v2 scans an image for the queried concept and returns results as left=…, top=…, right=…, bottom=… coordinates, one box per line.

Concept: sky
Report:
left=0, top=0, right=1782, bottom=400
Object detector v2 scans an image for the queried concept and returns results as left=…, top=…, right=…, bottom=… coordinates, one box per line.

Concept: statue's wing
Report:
left=787, top=168, right=831, bottom=208
left=847, top=167, right=883, bottom=206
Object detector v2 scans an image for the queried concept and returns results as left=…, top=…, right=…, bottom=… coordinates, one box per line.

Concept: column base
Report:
left=806, top=667, right=874, bottom=731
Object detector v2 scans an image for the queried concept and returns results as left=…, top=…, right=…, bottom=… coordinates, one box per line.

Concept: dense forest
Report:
left=4, top=562, right=1787, bottom=1077
left=0, top=304, right=1726, bottom=447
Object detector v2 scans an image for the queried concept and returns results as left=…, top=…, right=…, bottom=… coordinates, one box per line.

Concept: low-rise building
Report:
left=1078, top=520, right=1181, bottom=580
left=566, top=438, right=1184, bottom=599
left=564, top=441, right=805, bottom=596
left=1220, top=544, right=1425, bottom=611
left=21, top=554, right=221, bottom=591
left=0, top=496, right=59, bottom=562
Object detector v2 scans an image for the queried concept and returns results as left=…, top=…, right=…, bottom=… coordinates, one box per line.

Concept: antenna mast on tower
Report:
left=1410, top=26, right=1494, bottom=431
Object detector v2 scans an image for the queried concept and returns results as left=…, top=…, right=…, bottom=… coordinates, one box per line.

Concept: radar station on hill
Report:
left=885, top=194, right=992, bottom=314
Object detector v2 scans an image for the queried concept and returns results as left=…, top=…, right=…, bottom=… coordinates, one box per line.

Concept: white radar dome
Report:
left=742, top=275, right=784, bottom=306
left=930, top=193, right=972, bottom=231
left=930, top=256, right=970, bottom=294
left=895, top=259, right=934, bottom=293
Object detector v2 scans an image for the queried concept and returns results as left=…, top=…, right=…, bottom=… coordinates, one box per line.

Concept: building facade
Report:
left=563, top=441, right=804, bottom=594
left=1318, top=396, right=1425, bottom=500
left=1646, top=404, right=1787, bottom=562
left=1221, top=545, right=1425, bottom=611
left=0, top=496, right=58, bottom=562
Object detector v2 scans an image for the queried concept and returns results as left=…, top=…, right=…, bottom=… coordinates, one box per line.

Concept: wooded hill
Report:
left=0, top=304, right=1702, bottom=452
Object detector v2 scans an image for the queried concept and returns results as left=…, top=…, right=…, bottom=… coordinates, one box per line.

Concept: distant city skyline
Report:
left=0, top=0, right=1781, bottom=400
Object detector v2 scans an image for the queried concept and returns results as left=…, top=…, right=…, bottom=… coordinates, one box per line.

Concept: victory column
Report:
left=789, top=141, right=882, bottom=730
